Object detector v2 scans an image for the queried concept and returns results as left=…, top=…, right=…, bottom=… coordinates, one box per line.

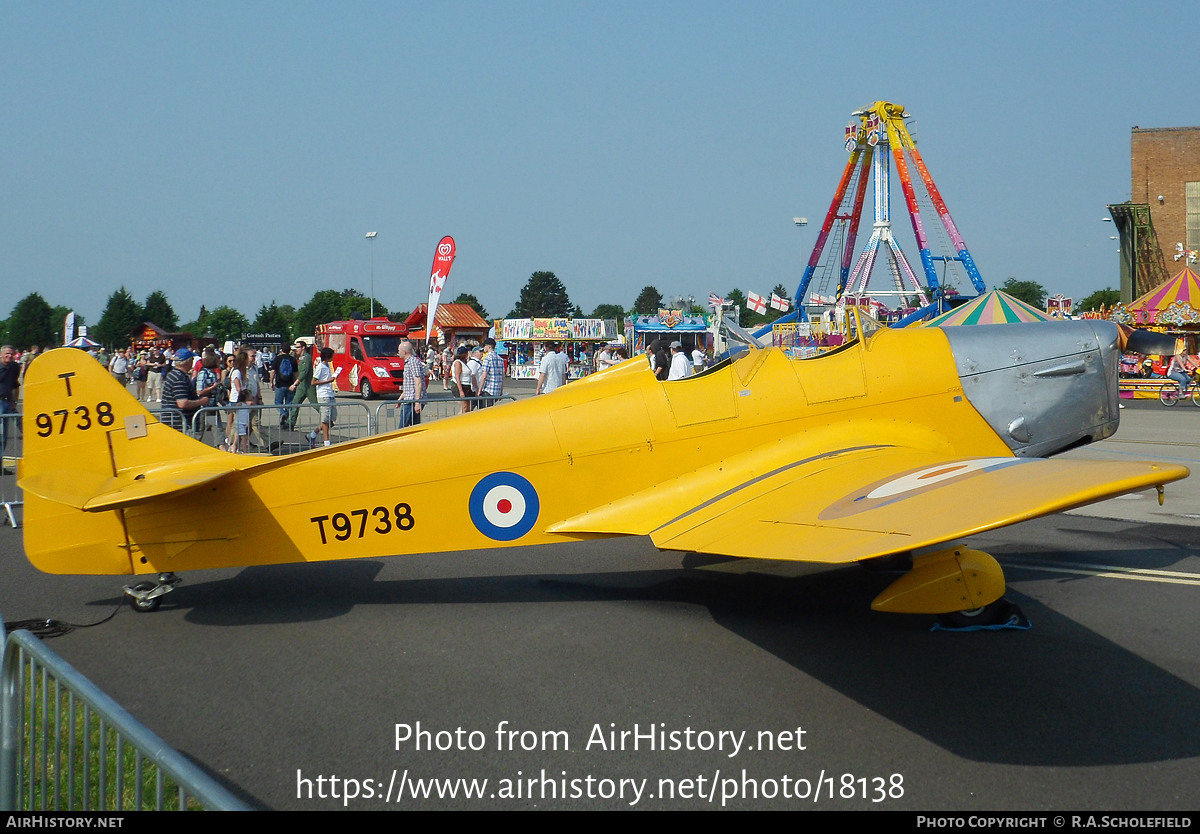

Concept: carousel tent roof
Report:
left=1127, top=266, right=1200, bottom=313
left=918, top=290, right=1054, bottom=327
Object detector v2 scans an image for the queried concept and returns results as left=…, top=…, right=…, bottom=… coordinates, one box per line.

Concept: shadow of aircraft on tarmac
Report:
left=89, top=539, right=1200, bottom=771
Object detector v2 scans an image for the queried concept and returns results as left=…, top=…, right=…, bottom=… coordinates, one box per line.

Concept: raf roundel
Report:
left=469, top=472, right=540, bottom=541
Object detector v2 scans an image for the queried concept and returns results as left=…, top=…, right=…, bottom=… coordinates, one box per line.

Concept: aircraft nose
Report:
left=941, top=320, right=1120, bottom=458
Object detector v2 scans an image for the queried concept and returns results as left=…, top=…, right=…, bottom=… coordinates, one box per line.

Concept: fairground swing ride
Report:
left=762, top=101, right=987, bottom=340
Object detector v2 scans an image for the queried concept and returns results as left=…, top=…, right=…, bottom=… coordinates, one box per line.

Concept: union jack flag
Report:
left=770, top=293, right=791, bottom=312
left=709, top=293, right=728, bottom=309
left=747, top=292, right=768, bottom=314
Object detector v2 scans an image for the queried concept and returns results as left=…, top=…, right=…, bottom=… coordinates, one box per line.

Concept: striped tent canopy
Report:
left=918, top=290, right=1054, bottom=327
left=1121, top=267, right=1200, bottom=326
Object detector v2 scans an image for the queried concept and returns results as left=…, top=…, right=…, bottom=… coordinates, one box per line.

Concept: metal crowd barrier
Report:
left=1, top=412, right=22, bottom=528
left=147, top=407, right=189, bottom=433
left=188, top=401, right=375, bottom=455
left=0, top=618, right=249, bottom=811
left=373, top=395, right=517, bottom=433
left=0, top=395, right=517, bottom=503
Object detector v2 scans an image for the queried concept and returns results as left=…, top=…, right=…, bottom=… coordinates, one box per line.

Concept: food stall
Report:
left=131, top=322, right=194, bottom=353
left=314, top=319, right=409, bottom=398
left=625, top=310, right=712, bottom=357
left=498, top=318, right=619, bottom=379
left=403, top=303, right=491, bottom=350
left=239, top=331, right=286, bottom=353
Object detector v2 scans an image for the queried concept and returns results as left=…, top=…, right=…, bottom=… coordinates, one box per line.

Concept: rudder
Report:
left=19, top=349, right=228, bottom=575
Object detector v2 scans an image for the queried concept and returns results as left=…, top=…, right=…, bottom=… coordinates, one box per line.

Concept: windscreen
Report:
left=362, top=335, right=404, bottom=358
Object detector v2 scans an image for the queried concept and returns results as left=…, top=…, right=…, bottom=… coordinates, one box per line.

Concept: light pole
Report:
left=365, top=232, right=378, bottom=317
left=793, top=217, right=808, bottom=309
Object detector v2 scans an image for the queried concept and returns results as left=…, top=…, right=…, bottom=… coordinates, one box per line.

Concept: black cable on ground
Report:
left=4, top=603, right=124, bottom=639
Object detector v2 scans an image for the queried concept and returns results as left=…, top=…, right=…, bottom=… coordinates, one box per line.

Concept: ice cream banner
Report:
left=426, top=236, right=457, bottom=345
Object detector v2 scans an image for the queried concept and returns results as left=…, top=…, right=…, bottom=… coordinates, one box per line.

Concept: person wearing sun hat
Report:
left=161, top=348, right=215, bottom=431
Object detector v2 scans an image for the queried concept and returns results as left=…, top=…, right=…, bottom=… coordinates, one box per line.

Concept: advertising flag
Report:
left=747, top=292, right=768, bottom=314
left=770, top=294, right=791, bottom=312
left=426, top=236, right=457, bottom=345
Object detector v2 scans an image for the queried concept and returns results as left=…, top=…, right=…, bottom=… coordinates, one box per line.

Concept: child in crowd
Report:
left=309, top=346, right=337, bottom=448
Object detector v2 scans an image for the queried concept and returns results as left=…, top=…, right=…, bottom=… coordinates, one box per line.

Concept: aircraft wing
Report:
left=551, top=445, right=1188, bottom=563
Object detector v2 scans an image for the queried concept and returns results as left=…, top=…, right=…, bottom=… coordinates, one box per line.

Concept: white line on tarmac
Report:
left=1104, top=439, right=1200, bottom=448
left=1002, top=559, right=1200, bottom=587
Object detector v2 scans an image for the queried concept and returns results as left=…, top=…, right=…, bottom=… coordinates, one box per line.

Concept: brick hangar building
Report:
left=1132, top=126, right=1200, bottom=252
left=1111, top=126, right=1200, bottom=300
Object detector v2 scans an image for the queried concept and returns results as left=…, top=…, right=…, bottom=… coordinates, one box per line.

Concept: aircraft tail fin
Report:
left=18, top=348, right=237, bottom=574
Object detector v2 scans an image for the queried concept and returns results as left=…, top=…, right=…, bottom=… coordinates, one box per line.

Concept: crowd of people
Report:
left=0, top=334, right=716, bottom=458
left=143, top=341, right=317, bottom=451
left=642, top=339, right=707, bottom=381
left=130, top=335, right=514, bottom=443
left=398, top=337, right=507, bottom=425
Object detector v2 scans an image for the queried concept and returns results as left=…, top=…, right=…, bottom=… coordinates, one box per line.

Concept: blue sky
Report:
left=1, top=2, right=1192, bottom=325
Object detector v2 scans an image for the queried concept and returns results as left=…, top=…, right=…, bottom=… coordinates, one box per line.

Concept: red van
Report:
left=314, top=318, right=410, bottom=399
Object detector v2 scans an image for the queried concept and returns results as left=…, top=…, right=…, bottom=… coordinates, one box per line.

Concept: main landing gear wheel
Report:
left=936, top=598, right=1011, bottom=628
left=361, top=379, right=375, bottom=400
left=123, top=572, right=182, bottom=613
left=127, top=582, right=160, bottom=612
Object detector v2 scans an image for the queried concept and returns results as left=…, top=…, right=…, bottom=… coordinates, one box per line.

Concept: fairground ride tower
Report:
left=778, top=101, right=987, bottom=328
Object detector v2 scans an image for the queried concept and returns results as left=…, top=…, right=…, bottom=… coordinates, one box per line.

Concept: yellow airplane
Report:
left=17, top=314, right=1188, bottom=625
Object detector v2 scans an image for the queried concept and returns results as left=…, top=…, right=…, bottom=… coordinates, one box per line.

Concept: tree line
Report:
left=0, top=287, right=488, bottom=350
left=1, top=273, right=1114, bottom=351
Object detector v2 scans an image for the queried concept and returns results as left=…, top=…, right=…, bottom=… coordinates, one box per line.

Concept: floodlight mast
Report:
left=365, top=232, right=378, bottom=317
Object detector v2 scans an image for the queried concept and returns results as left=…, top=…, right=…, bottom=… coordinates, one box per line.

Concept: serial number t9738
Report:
left=311, top=504, right=414, bottom=544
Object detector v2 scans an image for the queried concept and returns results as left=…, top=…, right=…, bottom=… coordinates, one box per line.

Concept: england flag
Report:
left=747, top=292, right=768, bottom=314
left=770, top=293, right=790, bottom=312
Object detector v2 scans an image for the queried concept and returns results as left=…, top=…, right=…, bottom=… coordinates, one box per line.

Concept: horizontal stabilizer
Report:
left=21, top=456, right=238, bottom=512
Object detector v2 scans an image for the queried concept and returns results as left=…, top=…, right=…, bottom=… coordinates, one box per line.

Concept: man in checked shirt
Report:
left=397, top=340, right=427, bottom=428
left=477, top=338, right=505, bottom=408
